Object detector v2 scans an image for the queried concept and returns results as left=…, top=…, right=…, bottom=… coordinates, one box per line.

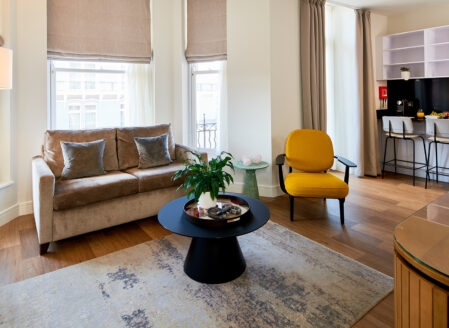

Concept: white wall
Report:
left=16, top=0, right=47, bottom=209
left=270, top=0, right=302, bottom=191
left=0, top=0, right=47, bottom=225
left=152, top=0, right=176, bottom=127
left=387, top=3, right=449, bottom=34
left=152, top=0, right=188, bottom=144
left=0, top=0, right=18, bottom=225
left=226, top=0, right=274, bottom=194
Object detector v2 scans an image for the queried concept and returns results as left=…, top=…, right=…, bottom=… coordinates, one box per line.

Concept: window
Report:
left=85, top=104, right=97, bottom=129
left=49, top=60, right=128, bottom=129
left=85, top=81, right=96, bottom=90
left=69, top=81, right=81, bottom=90
left=189, top=61, right=225, bottom=153
left=120, top=103, right=125, bottom=127
left=325, top=4, right=360, bottom=174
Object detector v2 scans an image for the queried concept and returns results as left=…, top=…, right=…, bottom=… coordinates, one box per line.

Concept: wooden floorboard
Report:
left=0, top=171, right=448, bottom=327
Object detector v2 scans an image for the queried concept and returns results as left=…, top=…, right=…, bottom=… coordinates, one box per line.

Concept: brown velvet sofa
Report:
left=32, top=124, right=205, bottom=254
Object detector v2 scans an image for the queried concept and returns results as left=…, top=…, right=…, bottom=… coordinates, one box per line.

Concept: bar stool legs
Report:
left=426, top=140, right=447, bottom=188
left=382, top=135, right=428, bottom=187
left=435, top=142, right=439, bottom=183
left=422, top=137, right=430, bottom=182
left=393, top=138, right=397, bottom=174
left=382, top=137, right=389, bottom=179
left=412, top=139, right=416, bottom=186
left=424, top=138, right=430, bottom=189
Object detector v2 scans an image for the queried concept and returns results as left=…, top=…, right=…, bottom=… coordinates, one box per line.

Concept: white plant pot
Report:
left=401, top=71, right=410, bottom=81
left=198, top=192, right=217, bottom=209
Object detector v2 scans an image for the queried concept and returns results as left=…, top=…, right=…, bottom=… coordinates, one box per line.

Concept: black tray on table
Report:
left=183, top=194, right=250, bottom=227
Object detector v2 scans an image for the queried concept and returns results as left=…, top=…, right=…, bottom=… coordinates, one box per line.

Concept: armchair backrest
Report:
left=286, top=129, right=334, bottom=172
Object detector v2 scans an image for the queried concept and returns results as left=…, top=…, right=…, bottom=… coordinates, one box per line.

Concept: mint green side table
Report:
left=234, top=161, right=269, bottom=199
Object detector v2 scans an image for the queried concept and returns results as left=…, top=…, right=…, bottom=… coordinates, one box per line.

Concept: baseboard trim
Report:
left=227, top=182, right=283, bottom=198
left=19, top=201, right=33, bottom=216
left=0, top=204, right=19, bottom=227
left=0, top=201, right=33, bottom=227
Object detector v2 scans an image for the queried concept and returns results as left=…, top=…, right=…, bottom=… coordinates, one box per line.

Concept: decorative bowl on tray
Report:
left=183, top=194, right=250, bottom=227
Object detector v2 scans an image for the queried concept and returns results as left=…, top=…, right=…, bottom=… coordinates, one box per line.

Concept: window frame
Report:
left=188, top=63, right=221, bottom=152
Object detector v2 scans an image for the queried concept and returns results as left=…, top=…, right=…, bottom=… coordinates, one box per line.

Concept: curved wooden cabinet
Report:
left=394, top=217, right=449, bottom=328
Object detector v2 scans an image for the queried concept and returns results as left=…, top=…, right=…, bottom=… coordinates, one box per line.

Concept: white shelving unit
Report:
left=380, top=25, right=449, bottom=80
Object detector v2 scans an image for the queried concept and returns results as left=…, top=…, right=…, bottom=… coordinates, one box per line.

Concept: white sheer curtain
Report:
left=126, top=63, right=154, bottom=126
left=325, top=5, right=362, bottom=176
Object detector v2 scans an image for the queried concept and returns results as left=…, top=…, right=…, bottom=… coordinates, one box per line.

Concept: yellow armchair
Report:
left=276, top=129, right=356, bottom=224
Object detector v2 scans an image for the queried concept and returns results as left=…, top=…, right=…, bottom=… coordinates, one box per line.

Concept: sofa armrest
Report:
left=175, top=144, right=208, bottom=164
left=32, top=156, right=55, bottom=245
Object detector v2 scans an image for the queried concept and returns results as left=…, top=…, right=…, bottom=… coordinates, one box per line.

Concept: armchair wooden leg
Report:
left=39, top=242, right=50, bottom=255
left=290, top=196, right=294, bottom=222
left=339, top=199, right=345, bottom=225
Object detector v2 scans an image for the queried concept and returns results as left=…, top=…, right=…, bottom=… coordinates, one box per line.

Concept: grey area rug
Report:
left=0, top=221, right=393, bottom=328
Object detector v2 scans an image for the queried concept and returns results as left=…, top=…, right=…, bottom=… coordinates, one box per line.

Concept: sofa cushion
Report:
left=60, top=139, right=106, bottom=180
left=125, top=163, right=185, bottom=193
left=54, top=171, right=138, bottom=211
left=284, top=172, right=349, bottom=199
left=44, top=129, right=119, bottom=178
left=134, top=134, right=172, bottom=169
left=117, top=124, right=176, bottom=170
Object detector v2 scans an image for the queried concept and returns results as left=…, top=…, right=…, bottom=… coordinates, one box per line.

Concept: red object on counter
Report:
left=379, top=86, right=388, bottom=99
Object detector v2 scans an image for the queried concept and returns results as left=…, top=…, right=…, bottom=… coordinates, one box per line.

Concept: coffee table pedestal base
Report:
left=184, top=236, right=246, bottom=284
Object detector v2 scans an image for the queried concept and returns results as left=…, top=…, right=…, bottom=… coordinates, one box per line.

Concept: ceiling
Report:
left=329, top=0, right=449, bottom=15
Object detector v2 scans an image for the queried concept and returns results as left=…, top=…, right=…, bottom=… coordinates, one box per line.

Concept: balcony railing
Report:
left=197, top=115, right=217, bottom=150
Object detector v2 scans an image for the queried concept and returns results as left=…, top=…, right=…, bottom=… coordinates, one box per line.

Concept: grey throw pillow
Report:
left=60, top=139, right=106, bottom=180
left=134, top=134, right=172, bottom=169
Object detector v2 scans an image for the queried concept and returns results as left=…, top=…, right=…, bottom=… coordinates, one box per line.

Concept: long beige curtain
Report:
left=47, top=0, right=151, bottom=63
left=186, top=0, right=227, bottom=63
left=126, top=63, right=154, bottom=126
left=300, top=0, right=327, bottom=131
left=355, top=9, right=380, bottom=176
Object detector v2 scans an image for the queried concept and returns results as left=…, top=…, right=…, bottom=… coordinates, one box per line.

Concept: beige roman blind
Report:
left=186, top=0, right=227, bottom=63
left=47, top=0, right=151, bottom=63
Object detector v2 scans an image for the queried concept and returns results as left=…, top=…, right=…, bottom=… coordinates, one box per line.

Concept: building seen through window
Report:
left=50, top=60, right=127, bottom=130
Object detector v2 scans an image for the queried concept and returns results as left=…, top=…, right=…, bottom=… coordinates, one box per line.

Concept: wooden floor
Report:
left=0, top=172, right=448, bottom=327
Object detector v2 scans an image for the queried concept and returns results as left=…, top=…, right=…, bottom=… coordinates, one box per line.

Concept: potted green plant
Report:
left=400, top=67, right=410, bottom=80
left=172, top=151, right=235, bottom=209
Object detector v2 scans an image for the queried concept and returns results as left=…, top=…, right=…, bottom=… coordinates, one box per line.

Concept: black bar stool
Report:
left=425, top=119, right=449, bottom=188
left=381, top=116, right=428, bottom=186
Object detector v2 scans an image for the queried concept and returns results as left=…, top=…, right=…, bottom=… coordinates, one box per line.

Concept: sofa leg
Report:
left=339, top=199, right=345, bottom=225
left=39, top=243, right=50, bottom=255
left=289, top=196, right=294, bottom=222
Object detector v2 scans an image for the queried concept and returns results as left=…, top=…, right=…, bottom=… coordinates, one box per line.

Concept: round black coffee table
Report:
left=158, top=193, right=270, bottom=284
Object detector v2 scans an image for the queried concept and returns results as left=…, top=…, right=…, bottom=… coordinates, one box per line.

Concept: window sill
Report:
left=0, top=181, right=14, bottom=191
